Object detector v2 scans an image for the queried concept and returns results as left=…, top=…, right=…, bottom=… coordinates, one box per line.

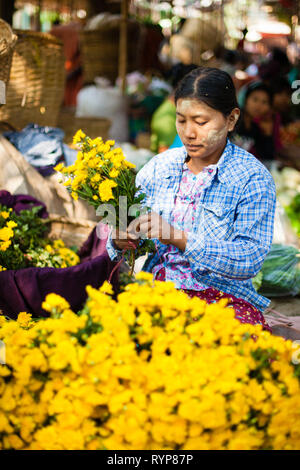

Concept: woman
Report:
left=107, top=67, right=276, bottom=331
left=234, top=81, right=282, bottom=168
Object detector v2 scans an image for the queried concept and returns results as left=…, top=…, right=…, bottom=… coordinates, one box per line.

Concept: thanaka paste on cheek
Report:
left=205, top=127, right=228, bottom=146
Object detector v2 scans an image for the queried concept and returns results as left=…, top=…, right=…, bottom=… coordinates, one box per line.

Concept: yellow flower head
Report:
left=0, top=226, right=14, bottom=242
left=124, top=160, right=136, bottom=169
left=6, top=221, right=17, bottom=229
left=109, top=168, right=119, bottom=179
left=17, top=312, right=32, bottom=328
left=99, top=281, right=114, bottom=295
left=91, top=173, right=101, bottom=183
left=42, top=293, right=70, bottom=313
left=0, top=240, right=11, bottom=251
left=73, top=129, right=86, bottom=145
left=53, top=239, right=65, bottom=250
left=98, top=179, right=117, bottom=202
left=54, top=162, right=64, bottom=173
left=135, top=272, right=154, bottom=283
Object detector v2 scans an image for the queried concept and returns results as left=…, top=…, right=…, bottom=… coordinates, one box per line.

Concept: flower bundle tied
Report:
left=55, top=130, right=155, bottom=276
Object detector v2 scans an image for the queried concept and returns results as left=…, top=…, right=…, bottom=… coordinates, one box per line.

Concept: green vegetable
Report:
left=258, top=244, right=300, bottom=297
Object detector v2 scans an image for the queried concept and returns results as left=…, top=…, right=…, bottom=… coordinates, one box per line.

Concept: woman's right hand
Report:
left=111, top=228, right=139, bottom=251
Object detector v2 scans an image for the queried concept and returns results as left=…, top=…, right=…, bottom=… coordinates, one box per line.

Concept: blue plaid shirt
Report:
left=107, top=139, right=276, bottom=311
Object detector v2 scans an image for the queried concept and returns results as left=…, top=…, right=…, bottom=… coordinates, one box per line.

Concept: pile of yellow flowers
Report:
left=0, top=204, right=79, bottom=271
left=0, top=212, right=17, bottom=271
left=27, top=239, right=80, bottom=269
left=0, top=273, right=300, bottom=450
left=47, top=239, right=80, bottom=268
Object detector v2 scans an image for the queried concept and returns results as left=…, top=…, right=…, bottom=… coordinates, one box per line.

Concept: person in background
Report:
left=219, top=49, right=238, bottom=77
left=233, top=82, right=282, bottom=168
left=270, top=75, right=300, bottom=125
left=50, top=20, right=84, bottom=107
left=150, top=63, right=197, bottom=153
left=258, top=47, right=291, bottom=85
left=270, top=77, right=293, bottom=126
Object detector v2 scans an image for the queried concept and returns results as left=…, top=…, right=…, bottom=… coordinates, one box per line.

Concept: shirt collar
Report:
left=214, top=139, right=234, bottom=184
left=163, top=139, right=234, bottom=184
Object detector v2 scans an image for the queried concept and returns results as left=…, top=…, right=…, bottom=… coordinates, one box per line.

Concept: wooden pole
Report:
left=119, top=0, right=129, bottom=95
left=36, top=0, right=42, bottom=31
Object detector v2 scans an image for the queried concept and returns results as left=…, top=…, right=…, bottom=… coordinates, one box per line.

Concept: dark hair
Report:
left=223, top=49, right=238, bottom=65
left=271, top=47, right=290, bottom=68
left=244, top=82, right=273, bottom=106
left=258, top=47, right=291, bottom=82
left=174, top=66, right=239, bottom=117
left=168, top=63, right=198, bottom=89
left=270, top=76, right=291, bottom=96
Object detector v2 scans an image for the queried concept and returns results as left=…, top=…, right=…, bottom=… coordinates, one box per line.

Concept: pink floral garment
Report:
left=155, top=267, right=272, bottom=332
left=152, top=161, right=217, bottom=290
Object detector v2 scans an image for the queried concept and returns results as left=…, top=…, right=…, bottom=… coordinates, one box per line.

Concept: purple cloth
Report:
left=79, top=223, right=109, bottom=262
left=0, top=192, right=118, bottom=319
left=0, top=252, right=119, bottom=319
left=0, top=190, right=48, bottom=218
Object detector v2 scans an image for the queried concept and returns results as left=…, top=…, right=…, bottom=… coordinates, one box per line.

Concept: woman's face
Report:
left=245, top=90, right=271, bottom=119
left=176, top=98, right=239, bottom=159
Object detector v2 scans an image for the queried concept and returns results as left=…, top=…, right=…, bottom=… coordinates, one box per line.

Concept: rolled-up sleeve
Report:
left=106, top=228, right=122, bottom=261
left=184, top=176, right=276, bottom=280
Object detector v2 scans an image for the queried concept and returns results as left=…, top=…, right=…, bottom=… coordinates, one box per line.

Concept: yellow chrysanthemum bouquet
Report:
left=0, top=273, right=300, bottom=450
left=55, top=130, right=137, bottom=208
left=55, top=130, right=155, bottom=271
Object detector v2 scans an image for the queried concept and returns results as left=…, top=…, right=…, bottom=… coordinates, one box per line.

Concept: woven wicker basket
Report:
left=0, top=30, right=65, bottom=129
left=48, top=214, right=96, bottom=248
left=0, top=20, right=17, bottom=87
left=57, top=107, right=111, bottom=143
left=80, top=20, right=141, bottom=84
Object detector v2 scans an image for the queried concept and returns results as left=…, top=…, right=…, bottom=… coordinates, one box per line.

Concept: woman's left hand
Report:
left=127, top=212, right=187, bottom=251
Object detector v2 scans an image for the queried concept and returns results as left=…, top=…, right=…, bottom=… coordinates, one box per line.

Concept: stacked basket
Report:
left=0, top=30, right=65, bottom=129
left=79, top=20, right=142, bottom=84
left=0, top=20, right=18, bottom=98
left=57, top=107, right=111, bottom=144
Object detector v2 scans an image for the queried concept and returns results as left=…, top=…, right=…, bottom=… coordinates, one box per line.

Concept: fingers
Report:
left=138, top=220, right=152, bottom=235
left=113, top=211, right=162, bottom=246
left=128, top=212, right=165, bottom=239
left=113, top=239, right=138, bottom=250
left=128, top=214, right=151, bottom=238
left=111, top=228, right=127, bottom=240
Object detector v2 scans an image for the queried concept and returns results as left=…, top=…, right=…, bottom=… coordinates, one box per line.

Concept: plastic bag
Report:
left=258, top=244, right=300, bottom=297
left=118, top=142, right=154, bottom=172
left=76, top=82, right=129, bottom=142
left=4, top=124, right=64, bottom=169
left=273, top=201, right=300, bottom=247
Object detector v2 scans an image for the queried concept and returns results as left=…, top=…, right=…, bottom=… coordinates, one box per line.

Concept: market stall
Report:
left=1, top=1, right=300, bottom=453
